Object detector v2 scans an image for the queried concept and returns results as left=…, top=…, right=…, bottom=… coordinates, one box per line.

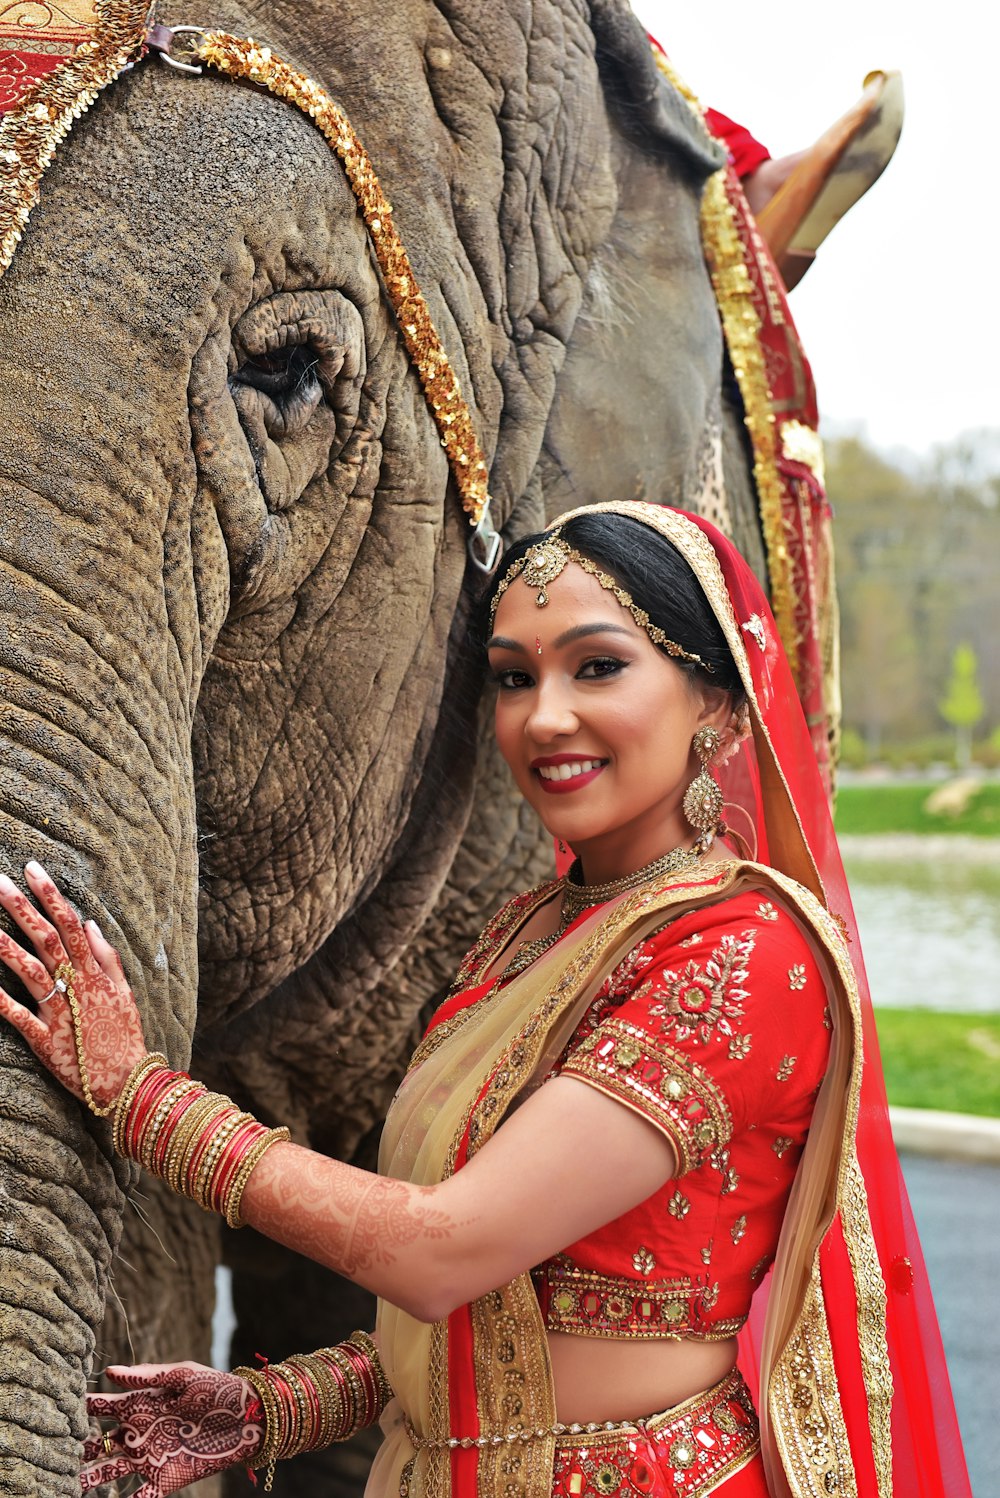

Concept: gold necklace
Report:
left=502, top=842, right=704, bottom=979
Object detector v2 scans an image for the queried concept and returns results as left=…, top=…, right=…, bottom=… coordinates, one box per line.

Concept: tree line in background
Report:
left=827, top=430, right=1000, bottom=768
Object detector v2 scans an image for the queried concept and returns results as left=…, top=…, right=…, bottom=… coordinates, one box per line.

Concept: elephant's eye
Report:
left=232, top=344, right=320, bottom=403
left=225, top=291, right=367, bottom=506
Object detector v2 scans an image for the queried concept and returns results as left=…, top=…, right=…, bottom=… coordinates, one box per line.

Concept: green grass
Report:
left=874, top=1008, right=1000, bottom=1117
left=835, top=781, right=1000, bottom=837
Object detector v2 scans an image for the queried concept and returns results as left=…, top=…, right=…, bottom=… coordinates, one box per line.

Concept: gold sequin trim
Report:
left=769, top=1276, right=858, bottom=1497
left=763, top=866, right=893, bottom=1495
left=649, top=48, right=798, bottom=675
left=0, top=0, right=151, bottom=277
left=563, top=1017, right=733, bottom=1175
left=193, top=32, right=491, bottom=526
left=781, top=419, right=826, bottom=486
left=471, top=1283, right=556, bottom=1498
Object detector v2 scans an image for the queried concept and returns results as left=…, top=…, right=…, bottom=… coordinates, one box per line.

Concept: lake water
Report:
left=840, top=836, right=1000, bottom=1013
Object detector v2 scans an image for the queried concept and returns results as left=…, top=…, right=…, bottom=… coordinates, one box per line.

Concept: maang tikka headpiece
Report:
left=488, top=532, right=713, bottom=672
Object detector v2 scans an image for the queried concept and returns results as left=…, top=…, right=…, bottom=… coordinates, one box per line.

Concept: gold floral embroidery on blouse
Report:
left=668, top=1190, right=691, bottom=1219
left=642, top=930, right=755, bottom=1045
left=632, top=1246, right=656, bottom=1276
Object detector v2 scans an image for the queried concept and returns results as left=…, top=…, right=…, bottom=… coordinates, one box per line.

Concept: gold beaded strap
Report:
left=53, top=961, right=117, bottom=1117
left=185, top=29, right=497, bottom=563
left=0, top=9, right=500, bottom=569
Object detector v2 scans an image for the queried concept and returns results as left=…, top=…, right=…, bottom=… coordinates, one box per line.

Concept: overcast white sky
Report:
left=633, top=2, right=998, bottom=461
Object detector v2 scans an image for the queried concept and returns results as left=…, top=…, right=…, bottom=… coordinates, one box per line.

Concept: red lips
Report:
left=531, top=755, right=607, bottom=795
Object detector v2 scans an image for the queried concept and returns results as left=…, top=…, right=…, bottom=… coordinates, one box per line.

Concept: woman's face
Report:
left=488, top=562, right=730, bottom=881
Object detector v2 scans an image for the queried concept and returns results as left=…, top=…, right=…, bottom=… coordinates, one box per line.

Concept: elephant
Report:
left=0, top=2, right=771, bottom=1493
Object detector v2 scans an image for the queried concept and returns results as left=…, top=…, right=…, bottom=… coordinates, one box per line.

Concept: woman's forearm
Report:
left=238, top=1140, right=471, bottom=1321
left=236, top=1074, right=677, bottom=1324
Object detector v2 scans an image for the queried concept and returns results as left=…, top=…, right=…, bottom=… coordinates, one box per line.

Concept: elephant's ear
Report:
left=589, top=0, right=724, bottom=182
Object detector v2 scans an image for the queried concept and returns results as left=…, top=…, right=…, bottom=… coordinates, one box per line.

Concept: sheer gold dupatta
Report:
left=366, top=871, right=746, bottom=1498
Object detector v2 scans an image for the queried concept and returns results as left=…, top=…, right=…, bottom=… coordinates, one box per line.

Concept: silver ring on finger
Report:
left=39, top=975, right=70, bottom=1004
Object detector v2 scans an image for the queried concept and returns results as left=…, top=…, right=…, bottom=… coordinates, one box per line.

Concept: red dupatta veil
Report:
left=680, top=509, right=970, bottom=1496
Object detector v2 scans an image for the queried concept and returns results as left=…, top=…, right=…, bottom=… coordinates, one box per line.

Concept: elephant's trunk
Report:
left=0, top=451, right=205, bottom=1486
left=0, top=1061, right=129, bottom=1494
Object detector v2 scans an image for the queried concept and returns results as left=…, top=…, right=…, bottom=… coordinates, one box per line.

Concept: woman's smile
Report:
left=488, top=564, right=729, bottom=882
left=532, top=754, right=609, bottom=792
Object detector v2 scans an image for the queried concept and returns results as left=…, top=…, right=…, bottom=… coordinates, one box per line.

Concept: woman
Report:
left=0, top=503, right=969, bottom=1498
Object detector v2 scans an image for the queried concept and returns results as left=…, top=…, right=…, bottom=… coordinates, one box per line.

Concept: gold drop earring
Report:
left=682, top=726, right=724, bottom=850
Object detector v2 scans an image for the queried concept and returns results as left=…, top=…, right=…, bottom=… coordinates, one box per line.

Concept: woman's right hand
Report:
left=82, top=1362, right=264, bottom=1496
left=0, top=862, right=147, bottom=1111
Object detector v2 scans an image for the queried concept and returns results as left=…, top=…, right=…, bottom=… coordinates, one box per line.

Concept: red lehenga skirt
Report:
left=549, top=1370, right=766, bottom=1498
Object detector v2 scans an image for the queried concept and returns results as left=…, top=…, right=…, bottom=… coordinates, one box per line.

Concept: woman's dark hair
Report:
left=475, top=512, right=745, bottom=701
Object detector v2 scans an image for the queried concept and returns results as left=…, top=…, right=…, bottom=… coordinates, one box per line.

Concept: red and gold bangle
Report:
left=233, top=1331, right=392, bottom=1489
left=314, top=1350, right=356, bottom=1439
left=111, top=1054, right=289, bottom=1228
left=121, top=1065, right=178, bottom=1157
left=340, top=1340, right=378, bottom=1422
left=189, top=1109, right=246, bottom=1210
left=182, top=1099, right=239, bottom=1203
left=150, top=1081, right=203, bottom=1174
left=164, top=1091, right=225, bottom=1196
left=348, top=1329, right=393, bottom=1412
left=112, top=1053, right=168, bottom=1154
left=224, top=1125, right=290, bottom=1228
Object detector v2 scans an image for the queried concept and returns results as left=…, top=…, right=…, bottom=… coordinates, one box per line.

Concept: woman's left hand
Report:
left=82, top=1363, right=264, bottom=1495
left=0, top=862, right=147, bottom=1111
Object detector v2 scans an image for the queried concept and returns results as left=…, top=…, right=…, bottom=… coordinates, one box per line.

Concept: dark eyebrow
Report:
left=486, top=621, right=635, bottom=653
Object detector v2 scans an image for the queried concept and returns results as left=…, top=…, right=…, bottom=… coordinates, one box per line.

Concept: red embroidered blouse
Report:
left=531, top=890, right=832, bottom=1341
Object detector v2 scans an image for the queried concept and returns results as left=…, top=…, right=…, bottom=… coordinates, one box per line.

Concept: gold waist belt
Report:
left=403, top=1366, right=758, bottom=1464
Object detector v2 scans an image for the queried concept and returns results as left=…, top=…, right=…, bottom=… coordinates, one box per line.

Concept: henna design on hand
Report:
left=0, top=865, right=146, bottom=1107
left=82, top=1363, right=263, bottom=1497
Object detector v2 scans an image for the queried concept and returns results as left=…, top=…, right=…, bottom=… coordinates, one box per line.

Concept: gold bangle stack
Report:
left=234, top=1334, right=393, bottom=1492
left=111, top=1053, right=289, bottom=1227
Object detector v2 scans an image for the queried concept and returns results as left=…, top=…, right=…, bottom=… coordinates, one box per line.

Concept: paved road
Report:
left=901, top=1152, right=999, bottom=1496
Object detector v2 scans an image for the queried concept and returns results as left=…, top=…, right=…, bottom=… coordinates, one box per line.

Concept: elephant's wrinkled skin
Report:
left=0, top=3, right=764, bottom=1492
